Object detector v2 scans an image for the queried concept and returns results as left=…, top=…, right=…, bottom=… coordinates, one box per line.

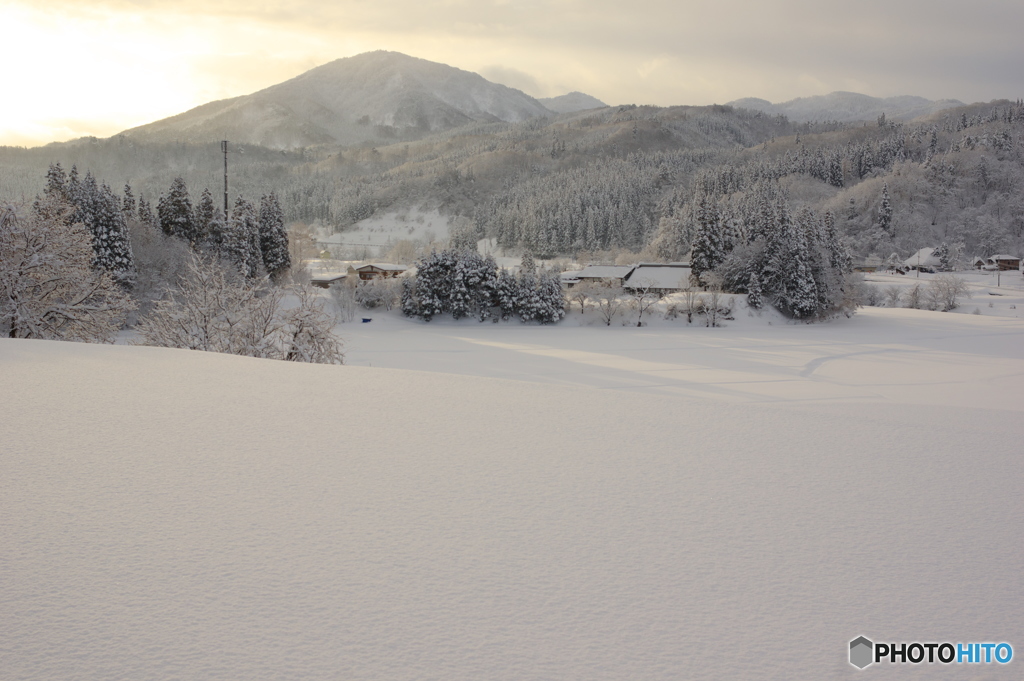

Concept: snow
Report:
left=317, top=207, right=452, bottom=255
left=3, top=305, right=1023, bottom=679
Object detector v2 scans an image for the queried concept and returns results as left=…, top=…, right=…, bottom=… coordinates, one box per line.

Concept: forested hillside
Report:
left=2, top=99, right=1022, bottom=263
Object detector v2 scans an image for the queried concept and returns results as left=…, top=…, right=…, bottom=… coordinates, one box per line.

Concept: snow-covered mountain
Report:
left=539, top=92, right=607, bottom=114
left=121, top=51, right=556, bottom=148
left=728, top=91, right=964, bottom=122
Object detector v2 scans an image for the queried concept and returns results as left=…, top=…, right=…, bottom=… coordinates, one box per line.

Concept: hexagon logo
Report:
left=850, top=636, right=874, bottom=669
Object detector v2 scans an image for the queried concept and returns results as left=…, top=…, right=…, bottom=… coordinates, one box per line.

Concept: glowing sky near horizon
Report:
left=2, top=0, right=1021, bottom=147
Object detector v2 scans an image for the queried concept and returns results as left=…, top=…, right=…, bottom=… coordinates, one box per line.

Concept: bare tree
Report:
left=282, top=285, right=345, bottom=364
left=329, top=277, right=358, bottom=322
left=627, top=278, right=661, bottom=326
left=883, top=285, right=903, bottom=308
left=0, top=201, right=135, bottom=342
left=927, top=274, right=971, bottom=311
left=568, top=281, right=596, bottom=314
left=904, top=283, right=923, bottom=309
left=592, top=281, right=624, bottom=326
left=680, top=286, right=700, bottom=323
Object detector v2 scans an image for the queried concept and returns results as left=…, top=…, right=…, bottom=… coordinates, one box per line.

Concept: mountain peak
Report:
left=121, top=52, right=554, bottom=149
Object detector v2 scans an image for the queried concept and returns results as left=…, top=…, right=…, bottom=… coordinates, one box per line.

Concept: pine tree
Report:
left=44, top=163, right=68, bottom=202
left=138, top=195, right=155, bottom=226
left=934, top=242, right=951, bottom=272
left=877, top=182, right=893, bottom=235
left=689, top=191, right=724, bottom=286
left=89, top=184, right=136, bottom=286
left=193, top=189, right=219, bottom=251
left=157, top=177, right=194, bottom=242
left=495, top=269, right=519, bottom=320
left=520, top=250, right=535, bottom=275
left=223, top=196, right=261, bottom=278
left=259, top=193, right=291, bottom=282
left=122, top=183, right=136, bottom=220
left=747, top=271, right=762, bottom=310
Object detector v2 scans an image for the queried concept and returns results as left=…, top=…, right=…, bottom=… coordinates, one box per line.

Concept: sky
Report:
left=2, top=0, right=1022, bottom=147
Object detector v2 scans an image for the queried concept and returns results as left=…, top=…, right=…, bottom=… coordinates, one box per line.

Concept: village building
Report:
left=560, top=265, right=636, bottom=288
left=621, top=263, right=691, bottom=294
left=355, top=263, right=407, bottom=280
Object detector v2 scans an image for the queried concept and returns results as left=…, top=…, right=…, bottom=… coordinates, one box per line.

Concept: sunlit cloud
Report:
left=2, top=0, right=1022, bottom=146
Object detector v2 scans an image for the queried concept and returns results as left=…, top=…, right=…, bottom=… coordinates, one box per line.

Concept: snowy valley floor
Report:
left=3, top=307, right=1023, bottom=680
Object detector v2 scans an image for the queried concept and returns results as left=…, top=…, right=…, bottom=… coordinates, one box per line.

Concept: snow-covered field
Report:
left=3, top=307, right=1023, bottom=680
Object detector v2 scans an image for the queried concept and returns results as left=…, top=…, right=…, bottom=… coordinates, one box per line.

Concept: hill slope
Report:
left=729, top=91, right=964, bottom=122
left=121, top=51, right=555, bottom=148
left=3, top=320, right=1023, bottom=679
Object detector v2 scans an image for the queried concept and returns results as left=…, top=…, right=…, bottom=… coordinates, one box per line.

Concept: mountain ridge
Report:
left=121, top=51, right=564, bottom=149
left=727, top=91, right=964, bottom=122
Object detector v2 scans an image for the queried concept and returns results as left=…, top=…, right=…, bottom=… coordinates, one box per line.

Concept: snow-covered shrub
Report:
left=861, top=284, right=883, bottom=306
left=329, top=278, right=358, bottom=322
left=354, top=277, right=400, bottom=310
left=127, top=217, right=193, bottom=323
left=0, top=201, right=135, bottom=342
left=883, top=285, right=903, bottom=308
left=280, top=285, right=345, bottom=364
left=904, top=283, right=923, bottom=309
left=134, top=255, right=343, bottom=364
left=927, top=274, right=971, bottom=311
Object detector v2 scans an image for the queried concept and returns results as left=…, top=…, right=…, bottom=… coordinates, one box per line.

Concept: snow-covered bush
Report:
left=134, top=255, right=343, bottom=364
left=329, top=278, right=358, bottom=322
left=883, top=285, right=903, bottom=308
left=904, top=283, right=923, bottom=309
left=0, top=201, right=135, bottom=342
left=927, top=274, right=971, bottom=312
left=354, top=277, right=400, bottom=310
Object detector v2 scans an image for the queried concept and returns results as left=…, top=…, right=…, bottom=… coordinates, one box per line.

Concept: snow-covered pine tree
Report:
left=259, top=193, right=291, bottom=282
left=934, top=242, right=951, bottom=271
left=780, top=210, right=818, bottom=318
left=89, top=184, right=136, bottom=286
left=520, top=250, right=535, bottom=275
left=449, top=254, right=472, bottom=320
left=516, top=271, right=538, bottom=321
left=689, top=191, right=724, bottom=286
left=877, top=182, right=893, bottom=235
left=747, top=271, right=763, bottom=310
left=43, top=163, right=68, bottom=202
left=193, top=189, right=220, bottom=252
left=122, top=183, right=136, bottom=221
left=158, top=177, right=194, bottom=241
left=223, top=196, right=261, bottom=278
left=535, top=270, right=566, bottom=324
left=495, top=268, right=519, bottom=320
left=138, top=195, right=155, bottom=226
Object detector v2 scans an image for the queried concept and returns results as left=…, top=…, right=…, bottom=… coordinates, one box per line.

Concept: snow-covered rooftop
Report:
left=622, top=263, right=691, bottom=290
left=574, top=265, right=636, bottom=280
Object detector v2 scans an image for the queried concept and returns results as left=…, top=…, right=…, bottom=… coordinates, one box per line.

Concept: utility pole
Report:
left=221, top=140, right=229, bottom=220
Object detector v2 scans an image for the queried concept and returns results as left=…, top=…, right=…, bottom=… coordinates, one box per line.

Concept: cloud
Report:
left=478, top=65, right=546, bottom=97
left=2, top=0, right=1022, bottom=145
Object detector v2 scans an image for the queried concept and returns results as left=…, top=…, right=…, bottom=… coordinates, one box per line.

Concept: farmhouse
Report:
left=621, top=263, right=691, bottom=293
left=904, top=247, right=940, bottom=272
left=355, top=263, right=407, bottom=280
left=560, top=265, right=636, bottom=288
left=988, top=254, right=1021, bottom=271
